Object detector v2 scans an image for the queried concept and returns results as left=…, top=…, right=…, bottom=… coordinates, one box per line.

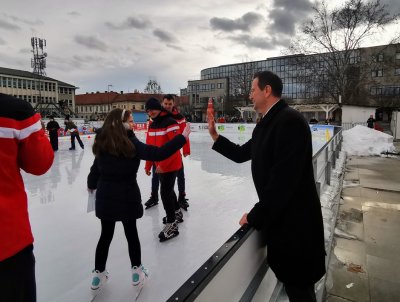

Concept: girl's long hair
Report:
left=92, top=108, right=135, bottom=158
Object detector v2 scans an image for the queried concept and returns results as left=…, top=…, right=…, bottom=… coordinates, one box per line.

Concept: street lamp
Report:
left=107, top=84, right=113, bottom=116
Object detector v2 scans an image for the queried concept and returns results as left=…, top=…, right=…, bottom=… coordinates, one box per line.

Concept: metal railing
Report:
left=341, top=122, right=366, bottom=131
left=168, top=127, right=343, bottom=302
left=313, top=127, right=343, bottom=197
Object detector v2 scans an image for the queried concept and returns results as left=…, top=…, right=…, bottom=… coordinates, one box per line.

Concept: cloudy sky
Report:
left=0, top=0, right=398, bottom=95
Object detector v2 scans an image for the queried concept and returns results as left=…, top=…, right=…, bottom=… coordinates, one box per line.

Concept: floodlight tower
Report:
left=31, top=37, right=51, bottom=116
left=31, top=37, right=47, bottom=76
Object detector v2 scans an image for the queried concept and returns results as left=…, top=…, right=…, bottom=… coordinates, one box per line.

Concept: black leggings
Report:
left=95, top=219, right=141, bottom=272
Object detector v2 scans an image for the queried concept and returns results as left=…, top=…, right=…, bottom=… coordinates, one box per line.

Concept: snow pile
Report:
left=342, top=125, right=396, bottom=156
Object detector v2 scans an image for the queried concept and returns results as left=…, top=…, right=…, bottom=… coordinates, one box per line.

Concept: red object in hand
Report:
left=207, top=98, right=214, bottom=117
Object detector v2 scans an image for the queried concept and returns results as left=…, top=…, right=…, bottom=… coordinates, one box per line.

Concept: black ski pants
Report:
left=70, top=132, right=84, bottom=149
left=159, top=171, right=179, bottom=223
left=0, top=245, right=36, bottom=302
left=49, top=131, right=58, bottom=151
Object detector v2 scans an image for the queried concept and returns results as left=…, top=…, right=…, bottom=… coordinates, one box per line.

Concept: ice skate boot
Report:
left=178, top=194, right=189, bottom=211
left=91, top=269, right=109, bottom=290
left=162, top=209, right=183, bottom=224
left=158, top=222, right=179, bottom=242
left=144, top=194, right=158, bottom=209
left=132, top=264, right=148, bottom=287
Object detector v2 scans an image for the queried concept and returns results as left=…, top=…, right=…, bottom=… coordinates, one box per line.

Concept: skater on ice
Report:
left=144, top=97, right=185, bottom=242
left=144, top=94, right=191, bottom=211
left=87, top=108, right=190, bottom=294
left=64, top=118, right=84, bottom=150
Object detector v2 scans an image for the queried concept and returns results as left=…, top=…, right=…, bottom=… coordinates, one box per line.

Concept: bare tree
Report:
left=230, top=61, right=260, bottom=106
left=144, top=79, right=163, bottom=94
left=288, top=0, right=399, bottom=105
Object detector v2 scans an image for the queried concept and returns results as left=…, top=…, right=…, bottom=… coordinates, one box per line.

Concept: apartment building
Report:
left=185, top=43, right=400, bottom=123
left=75, top=92, right=189, bottom=120
left=0, top=67, right=77, bottom=117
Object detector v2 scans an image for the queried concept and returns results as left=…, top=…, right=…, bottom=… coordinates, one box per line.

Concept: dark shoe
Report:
left=69, top=147, right=75, bottom=150
left=178, top=195, right=189, bottom=211
left=158, top=222, right=179, bottom=242
left=144, top=195, right=158, bottom=209
left=162, top=209, right=183, bottom=224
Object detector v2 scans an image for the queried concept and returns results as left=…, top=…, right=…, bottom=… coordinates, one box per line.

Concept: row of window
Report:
left=371, top=68, right=400, bottom=77
left=0, top=76, right=74, bottom=94
left=0, top=76, right=56, bottom=91
left=370, top=86, right=400, bottom=96
left=12, top=95, right=56, bottom=104
left=187, top=82, right=225, bottom=92
left=77, top=105, right=111, bottom=113
left=76, top=104, right=145, bottom=113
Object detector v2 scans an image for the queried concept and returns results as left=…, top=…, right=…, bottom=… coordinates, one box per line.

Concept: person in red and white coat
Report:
left=0, top=93, right=54, bottom=301
left=144, top=97, right=183, bottom=242
left=144, top=94, right=191, bottom=211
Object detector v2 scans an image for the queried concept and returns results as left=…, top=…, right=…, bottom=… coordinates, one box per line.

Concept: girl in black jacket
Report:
left=87, top=108, right=190, bottom=292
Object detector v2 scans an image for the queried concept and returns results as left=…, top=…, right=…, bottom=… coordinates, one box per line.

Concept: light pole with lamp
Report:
left=107, top=84, right=113, bottom=117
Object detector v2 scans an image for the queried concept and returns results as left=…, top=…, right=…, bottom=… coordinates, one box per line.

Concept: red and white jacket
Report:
left=0, top=94, right=54, bottom=261
left=171, top=107, right=191, bottom=156
left=145, top=110, right=182, bottom=173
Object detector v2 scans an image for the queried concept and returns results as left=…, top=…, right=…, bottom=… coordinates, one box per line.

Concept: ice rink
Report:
left=23, top=131, right=258, bottom=302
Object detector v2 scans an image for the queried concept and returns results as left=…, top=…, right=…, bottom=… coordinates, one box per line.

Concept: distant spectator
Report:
left=246, top=117, right=253, bottom=123
left=374, top=122, right=383, bottom=132
left=367, top=115, right=375, bottom=129
left=217, top=116, right=226, bottom=123
left=309, top=118, right=318, bottom=124
left=46, top=116, right=60, bottom=151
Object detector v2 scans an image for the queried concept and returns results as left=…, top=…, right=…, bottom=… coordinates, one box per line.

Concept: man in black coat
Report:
left=208, top=71, right=325, bottom=301
left=46, top=116, right=60, bottom=151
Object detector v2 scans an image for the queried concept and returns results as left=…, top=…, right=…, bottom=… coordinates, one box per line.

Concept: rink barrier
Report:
left=312, top=127, right=343, bottom=197
left=166, top=225, right=277, bottom=302
left=168, top=126, right=343, bottom=302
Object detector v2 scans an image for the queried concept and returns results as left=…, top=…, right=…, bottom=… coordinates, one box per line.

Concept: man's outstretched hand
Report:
left=207, top=111, right=219, bottom=142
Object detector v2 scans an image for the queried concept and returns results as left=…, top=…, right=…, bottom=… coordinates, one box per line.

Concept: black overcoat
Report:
left=212, top=100, right=326, bottom=285
left=87, top=131, right=186, bottom=221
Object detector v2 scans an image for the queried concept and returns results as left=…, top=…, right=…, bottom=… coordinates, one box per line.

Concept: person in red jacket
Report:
left=144, top=97, right=183, bottom=242
left=0, top=94, right=54, bottom=302
left=145, top=94, right=191, bottom=211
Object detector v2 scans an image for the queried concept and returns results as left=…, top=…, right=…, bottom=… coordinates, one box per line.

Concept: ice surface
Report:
left=22, top=124, right=363, bottom=302
left=23, top=133, right=257, bottom=302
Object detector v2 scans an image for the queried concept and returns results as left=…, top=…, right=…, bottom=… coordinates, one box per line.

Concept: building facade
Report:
left=184, top=43, right=400, bottom=123
left=75, top=92, right=189, bottom=121
left=0, top=67, right=77, bottom=117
